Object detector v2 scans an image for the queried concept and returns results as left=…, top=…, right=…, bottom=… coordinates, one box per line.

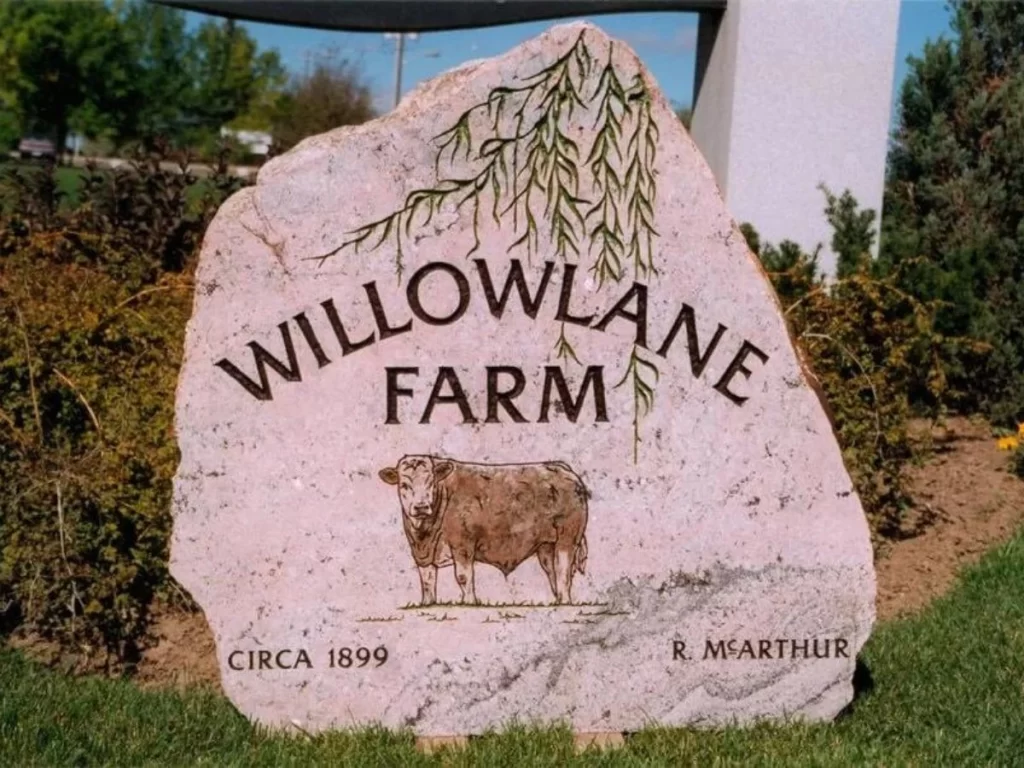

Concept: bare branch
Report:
left=14, top=303, right=42, bottom=444
left=802, top=331, right=883, bottom=446
left=55, top=481, right=85, bottom=632
left=52, top=368, right=102, bottom=436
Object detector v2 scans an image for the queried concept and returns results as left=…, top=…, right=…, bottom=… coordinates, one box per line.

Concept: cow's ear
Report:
left=433, top=460, right=454, bottom=482
left=379, top=467, right=399, bottom=485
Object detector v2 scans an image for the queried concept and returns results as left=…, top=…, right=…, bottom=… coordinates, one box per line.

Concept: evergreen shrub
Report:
left=883, top=0, right=1024, bottom=428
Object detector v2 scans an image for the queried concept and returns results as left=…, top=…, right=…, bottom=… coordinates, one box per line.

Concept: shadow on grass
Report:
left=837, top=656, right=875, bottom=720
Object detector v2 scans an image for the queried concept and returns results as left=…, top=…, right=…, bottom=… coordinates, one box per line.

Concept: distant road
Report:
left=68, top=155, right=259, bottom=179
left=4, top=152, right=259, bottom=179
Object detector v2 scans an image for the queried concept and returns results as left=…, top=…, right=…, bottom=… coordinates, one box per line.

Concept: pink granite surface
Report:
left=171, top=22, right=875, bottom=736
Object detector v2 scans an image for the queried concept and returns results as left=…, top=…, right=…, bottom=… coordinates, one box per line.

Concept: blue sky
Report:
left=185, top=0, right=953, bottom=115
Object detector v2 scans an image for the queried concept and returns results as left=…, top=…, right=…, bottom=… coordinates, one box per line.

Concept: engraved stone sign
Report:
left=171, top=22, right=875, bottom=736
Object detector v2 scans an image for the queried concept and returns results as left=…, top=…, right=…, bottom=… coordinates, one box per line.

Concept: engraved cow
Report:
left=378, top=456, right=589, bottom=606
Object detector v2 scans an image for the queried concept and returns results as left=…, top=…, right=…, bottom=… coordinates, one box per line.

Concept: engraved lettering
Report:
left=293, top=311, right=331, bottom=368
left=485, top=366, right=528, bottom=423
left=364, top=280, right=413, bottom=340
left=713, top=341, right=770, bottom=406
left=216, top=322, right=301, bottom=401
left=655, top=303, right=727, bottom=378
left=408, top=262, right=471, bottom=326
left=593, top=282, right=648, bottom=347
left=385, top=367, right=419, bottom=424
left=321, top=297, right=375, bottom=356
left=538, top=366, right=609, bottom=423
left=421, top=367, right=478, bottom=424
left=554, top=263, right=595, bottom=326
left=475, top=259, right=554, bottom=319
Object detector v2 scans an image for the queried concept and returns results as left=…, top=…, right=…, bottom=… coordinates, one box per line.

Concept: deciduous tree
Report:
left=120, top=2, right=193, bottom=143
left=270, top=51, right=374, bottom=152
left=185, top=18, right=285, bottom=141
left=0, top=1, right=139, bottom=153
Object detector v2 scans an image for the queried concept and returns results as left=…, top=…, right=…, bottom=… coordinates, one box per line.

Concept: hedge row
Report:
left=0, top=161, right=957, bottom=665
left=0, top=156, right=243, bottom=665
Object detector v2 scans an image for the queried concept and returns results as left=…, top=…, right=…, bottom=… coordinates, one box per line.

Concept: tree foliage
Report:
left=0, top=2, right=290, bottom=154
left=119, top=2, right=194, bottom=142
left=270, top=51, right=375, bottom=152
left=0, top=1, right=138, bottom=150
left=823, top=185, right=876, bottom=279
left=883, top=0, right=1024, bottom=426
left=186, top=19, right=285, bottom=138
left=747, top=232, right=821, bottom=305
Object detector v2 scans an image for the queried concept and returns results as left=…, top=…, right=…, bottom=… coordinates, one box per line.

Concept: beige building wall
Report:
left=690, top=0, right=901, bottom=276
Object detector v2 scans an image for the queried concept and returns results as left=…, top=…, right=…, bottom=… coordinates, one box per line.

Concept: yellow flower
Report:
left=997, top=436, right=1020, bottom=451
left=1018, top=422, right=1024, bottom=438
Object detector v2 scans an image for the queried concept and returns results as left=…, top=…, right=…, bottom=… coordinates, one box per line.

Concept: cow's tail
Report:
left=573, top=535, right=588, bottom=576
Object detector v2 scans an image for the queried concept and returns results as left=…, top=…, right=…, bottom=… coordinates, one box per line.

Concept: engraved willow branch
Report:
left=312, top=30, right=663, bottom=459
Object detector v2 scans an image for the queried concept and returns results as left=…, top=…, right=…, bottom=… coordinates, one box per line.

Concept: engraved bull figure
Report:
left=379, top=456, right=589, bottom=605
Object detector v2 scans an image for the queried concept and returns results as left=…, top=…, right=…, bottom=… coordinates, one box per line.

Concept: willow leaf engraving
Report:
left=614, top=345, right=661, bottom=463
left=311, top=29, right=663, bottom=460
left=554, top=323, right=582, bottom=366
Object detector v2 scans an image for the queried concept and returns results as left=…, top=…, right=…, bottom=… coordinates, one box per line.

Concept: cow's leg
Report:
left=554, top=546, right=574, bottom=605
left=536, top=544, right=558, bottom=603
left=452, top=552, right=478, bottom=605
left=418, top=565, right=438, bottom=606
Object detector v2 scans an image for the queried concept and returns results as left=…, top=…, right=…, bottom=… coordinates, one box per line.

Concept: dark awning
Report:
left=156, top=1, right=726, bottom=32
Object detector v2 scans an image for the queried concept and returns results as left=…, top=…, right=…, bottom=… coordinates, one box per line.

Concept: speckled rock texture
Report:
left=171, top=22, right=875, bottom=736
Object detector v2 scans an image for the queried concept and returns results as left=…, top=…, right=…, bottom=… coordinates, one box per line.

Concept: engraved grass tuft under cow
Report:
left=379, top=456, right=589, bottom=605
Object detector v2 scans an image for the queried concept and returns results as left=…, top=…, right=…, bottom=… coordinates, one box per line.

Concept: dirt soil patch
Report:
left=134, top=602, right=221, bottom=691
left=123, top=416, right=1024, bottom=688
left=876, top=416, right=1024, bottom=621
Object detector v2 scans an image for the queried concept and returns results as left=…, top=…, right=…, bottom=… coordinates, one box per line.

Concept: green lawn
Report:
left=3, top=533, right=1024, bottom=766
left=54, top=166, right=84, bottom=203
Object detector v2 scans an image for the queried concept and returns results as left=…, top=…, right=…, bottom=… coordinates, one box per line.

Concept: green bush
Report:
left=0, top=167, right=965, bottom=663
left=744, top=196, right=949, bottom=539
left=1001, top=427, right=1024, bottom=479
left=0, top=110, right=20, bottom=154
left=0, top=151, right=244, bottom=665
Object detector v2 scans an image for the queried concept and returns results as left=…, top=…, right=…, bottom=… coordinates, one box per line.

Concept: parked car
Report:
left=18, top=137, right=56, bottom=159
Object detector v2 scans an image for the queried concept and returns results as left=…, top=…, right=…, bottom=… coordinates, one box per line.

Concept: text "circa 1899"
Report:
left=227, top=646, right=389, bottom=671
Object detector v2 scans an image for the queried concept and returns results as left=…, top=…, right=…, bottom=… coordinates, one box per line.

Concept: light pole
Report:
left=385, top=32, right=419, bottom=109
